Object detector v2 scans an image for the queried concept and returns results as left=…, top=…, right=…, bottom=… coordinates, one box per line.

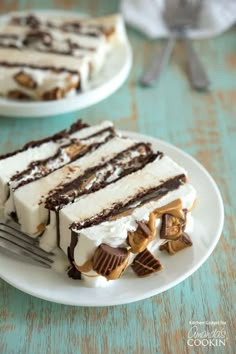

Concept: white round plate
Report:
left=0, top=10, right=132, bottom=118
left=0, top=132, right=224, bottom=306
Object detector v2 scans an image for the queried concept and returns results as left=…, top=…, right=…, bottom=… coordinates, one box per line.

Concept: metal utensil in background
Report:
left=141, top=0, right=210, bottom=91
left=178, top=0, right=210, bottom=90
left=140, top=0, right=178, bottom=86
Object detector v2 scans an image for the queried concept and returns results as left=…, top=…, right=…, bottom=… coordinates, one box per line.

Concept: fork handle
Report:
left=141, top=36, right=176, bottom=86
left=184, top=37, right=210, bottom=91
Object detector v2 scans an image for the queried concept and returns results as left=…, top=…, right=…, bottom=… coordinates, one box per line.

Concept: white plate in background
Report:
left=0, top=132, right=224, bottom=306
left=0, top=10, right=132, bottom=118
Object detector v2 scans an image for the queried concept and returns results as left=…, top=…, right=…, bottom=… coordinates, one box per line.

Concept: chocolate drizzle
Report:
left=67, top=266, right=81, bottom=280
left=68, top=119, right=89, bottom=134
left=67, top=231, right=81, bottom=279
left=55, top=211, right=60, bottom=248
left=71, top=174, right=187, bottom=231
left=11, top=14, right=41, bottom=28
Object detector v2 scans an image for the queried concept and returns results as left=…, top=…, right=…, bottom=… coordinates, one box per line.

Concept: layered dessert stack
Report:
left=0, top=120, right=196, bottom=286
left=0, top=12, right=123, bottom=100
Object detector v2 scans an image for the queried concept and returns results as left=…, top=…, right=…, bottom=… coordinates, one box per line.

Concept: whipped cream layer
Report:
left=67, top=183, right=196, bottom=287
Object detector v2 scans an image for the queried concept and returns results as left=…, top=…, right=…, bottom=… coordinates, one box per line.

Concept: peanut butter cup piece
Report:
left=160, top=213, right=186, bottom=240
left=127, top=230, right=150, bottom=254
left=159, top=232, right=192, bottom=255
left=131, top=249, right=162, bottom=277
left=65, top=142, right=87, bottom=159
left=14, top=71, right=37, bottom=89
left=8, top=90, right=32, bottom=100
left=127, top=215, right=156, bottom=254
left=42, top=87, right=63, bottom=100
left=92, top=244, right=129, bottom=280
left=137, top=221, right=151, bottom=237
left=104, top=26, right=115, bottom=39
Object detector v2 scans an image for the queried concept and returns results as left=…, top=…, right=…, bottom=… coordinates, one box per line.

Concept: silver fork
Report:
left=141, top=0, right=210, bottom=91
left=0, top=222, right=54, bottom=268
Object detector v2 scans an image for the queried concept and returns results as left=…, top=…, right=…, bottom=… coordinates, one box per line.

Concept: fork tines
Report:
left=0, top=222, right=54, bottom=268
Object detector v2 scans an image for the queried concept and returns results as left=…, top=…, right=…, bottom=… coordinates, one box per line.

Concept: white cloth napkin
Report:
left=121, top=0, right=236, bottom=39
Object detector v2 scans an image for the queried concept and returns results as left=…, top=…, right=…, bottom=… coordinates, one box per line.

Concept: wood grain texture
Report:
left=0, top=1, right=235, bottom=353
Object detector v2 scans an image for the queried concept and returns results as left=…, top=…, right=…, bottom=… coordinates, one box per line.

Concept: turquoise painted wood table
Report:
left=0, top=1, right=235, bottom=353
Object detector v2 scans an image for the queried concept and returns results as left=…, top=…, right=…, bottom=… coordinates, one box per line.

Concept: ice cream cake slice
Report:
left=0, top=12, right=124, bottom=100
left=0, top=120, right=197, bottom=287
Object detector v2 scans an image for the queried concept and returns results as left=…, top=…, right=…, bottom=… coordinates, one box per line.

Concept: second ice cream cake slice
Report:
left=0, top=12, right=124, bottom=100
